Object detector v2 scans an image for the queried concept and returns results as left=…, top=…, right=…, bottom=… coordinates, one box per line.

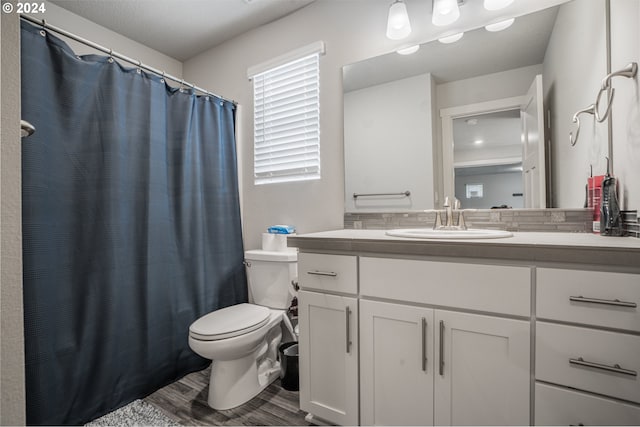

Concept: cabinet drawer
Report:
left=298, top=253, right=357, bottom=294
left=537, top=268, right=640, bottom=332
left=360, top=257, right=531, bottom=316
left=536, top=322, right=640, bottom=403
left=535, top=382, right=640, bottom=426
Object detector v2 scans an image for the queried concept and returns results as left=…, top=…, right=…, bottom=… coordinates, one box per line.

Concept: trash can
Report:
left=278, top=342, right=299, bottom=391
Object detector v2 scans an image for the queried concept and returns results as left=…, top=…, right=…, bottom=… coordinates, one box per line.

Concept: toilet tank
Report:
left=245, top=248, right=297, bottom=309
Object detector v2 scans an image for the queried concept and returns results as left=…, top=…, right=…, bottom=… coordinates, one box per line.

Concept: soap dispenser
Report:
left=600, top=158, right=623, bottom=236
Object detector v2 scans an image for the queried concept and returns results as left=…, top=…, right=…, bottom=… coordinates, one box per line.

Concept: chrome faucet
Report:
left=443, top=196, right=454, bottom=228
left=434, top=196, right=467, bottom=230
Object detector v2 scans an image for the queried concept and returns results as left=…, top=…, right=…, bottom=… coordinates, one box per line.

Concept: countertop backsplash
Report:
left=345, top=209, right=593, bottom=234
left=345, top=209, right=640, bottom=238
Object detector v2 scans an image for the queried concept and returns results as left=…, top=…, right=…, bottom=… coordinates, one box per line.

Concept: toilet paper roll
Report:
left=262, top=233, right=288, bottom=251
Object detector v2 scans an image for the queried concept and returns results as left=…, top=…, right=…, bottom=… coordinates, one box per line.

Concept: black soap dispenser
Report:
left=600, top=158, right=623, bottom=236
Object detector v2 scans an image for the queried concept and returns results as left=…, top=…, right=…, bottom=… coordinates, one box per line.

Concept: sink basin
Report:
left=385, top=228, right=513, bottom=239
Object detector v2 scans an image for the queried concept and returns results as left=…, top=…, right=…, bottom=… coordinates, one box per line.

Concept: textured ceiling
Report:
left=49, top=0, right=316, bottom=61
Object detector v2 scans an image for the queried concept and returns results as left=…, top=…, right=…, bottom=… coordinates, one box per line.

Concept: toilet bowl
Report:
left=188, top=248, right=297, bottom=410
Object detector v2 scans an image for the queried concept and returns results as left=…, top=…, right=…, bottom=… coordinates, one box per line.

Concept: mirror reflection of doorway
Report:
left=453, top=109, right=523, bottom=209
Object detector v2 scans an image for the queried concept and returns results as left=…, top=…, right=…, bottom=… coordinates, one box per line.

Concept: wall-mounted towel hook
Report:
left=594, top=62, right=638, bottom=123
left=569, top=104, right=595, bottom=146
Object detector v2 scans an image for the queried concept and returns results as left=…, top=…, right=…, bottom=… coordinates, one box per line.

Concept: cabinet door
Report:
left=434, top=310, right=530, bottom=426
left=298, top=290, right=358, bottom=426
left=360, top=300, right=434, bottom=426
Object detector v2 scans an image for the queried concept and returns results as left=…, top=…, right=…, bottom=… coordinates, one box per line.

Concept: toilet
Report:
left=188, top=248, right=297, bottom=410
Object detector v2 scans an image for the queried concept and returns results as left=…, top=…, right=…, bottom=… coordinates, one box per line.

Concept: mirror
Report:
left=343, top=0, right=608, bottom=212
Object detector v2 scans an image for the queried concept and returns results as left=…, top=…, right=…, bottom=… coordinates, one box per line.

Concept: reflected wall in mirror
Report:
left=453, top=109, right=523, bottom=209
left=343, top=0, right=608, bottom=212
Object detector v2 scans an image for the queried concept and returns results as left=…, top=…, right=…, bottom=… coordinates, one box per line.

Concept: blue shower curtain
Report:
left=20, top=21, right=247, bottom=425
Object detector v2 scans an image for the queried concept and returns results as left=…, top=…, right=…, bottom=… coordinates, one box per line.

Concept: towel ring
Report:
left=595, top=62, right=638, bottom=122
left=569, top=104, right=595, bottom=146
left=594, top=86, right=614, bottom=123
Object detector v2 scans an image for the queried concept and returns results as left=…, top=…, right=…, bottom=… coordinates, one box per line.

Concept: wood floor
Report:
left=144, top=365, right=311, bottom=426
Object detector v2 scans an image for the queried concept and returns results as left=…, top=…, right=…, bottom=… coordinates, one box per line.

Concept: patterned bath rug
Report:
left=86, top=399, right=180, bottom=426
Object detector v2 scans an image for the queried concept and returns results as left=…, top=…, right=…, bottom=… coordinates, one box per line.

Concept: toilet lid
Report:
left=189, top=303, right=271, bottom=341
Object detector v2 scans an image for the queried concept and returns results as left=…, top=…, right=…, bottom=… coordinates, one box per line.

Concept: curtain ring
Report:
left=594, top=85, right=614, bottom=123
left=107, top=49, right=114, bottom=63
left=136, top=60, right=142, bottom=74
left=39, top=19, right=46, bottom=36
left=160, top=71, right=165, bottom=83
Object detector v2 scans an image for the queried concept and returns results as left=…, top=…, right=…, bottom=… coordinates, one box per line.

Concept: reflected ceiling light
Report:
left=485, top=18, right=515, bottom=32
left=396, top=45, right=420, bottom=55
left=474, top=139, right=484, bottom=144
left=432, top=0, right=460, bottom=27
left=483, top=0, right=514, bottom=11
left=438, top=32, right=464, bottom=44
left=465, top=118, right=478, bottom=125
left=386, top=0, right=412, bottom=40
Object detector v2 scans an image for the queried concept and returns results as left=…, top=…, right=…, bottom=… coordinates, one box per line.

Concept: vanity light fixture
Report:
left=432, top=0, right=460, bottom=27
left=386, top=0, right=412, bottom=40
left=396, top=45, right=420, bottom=55
left=438, top=32, right=464, bottom=44
left=483, top=0, right=514, bottom=11
left=485, top=18, right=515, bottom=32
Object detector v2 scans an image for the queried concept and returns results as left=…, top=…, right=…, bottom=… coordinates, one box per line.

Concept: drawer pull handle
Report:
left=569, top=295, right=637, bottom=308
left=421, top=317, right=427, bottom=372
left=345, top=306, right=352, bottom=354
left=307, top=270, right=338, bottom=277
left=439, top=320, right=445, bottom=376
left=569, top=357, right=638, bottom=377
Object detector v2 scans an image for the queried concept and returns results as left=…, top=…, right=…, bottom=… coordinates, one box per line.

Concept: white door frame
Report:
left=440, top=96, right=526, bottom=207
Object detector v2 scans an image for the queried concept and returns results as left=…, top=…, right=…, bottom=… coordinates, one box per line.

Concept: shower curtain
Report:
left=20, top=21, right=247, bottom=425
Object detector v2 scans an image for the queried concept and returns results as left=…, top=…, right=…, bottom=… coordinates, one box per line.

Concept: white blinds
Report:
left=253, top=53, right=320, bottom=185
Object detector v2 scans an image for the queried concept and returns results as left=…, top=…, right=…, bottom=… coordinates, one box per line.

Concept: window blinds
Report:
left=253, top=53, right=320, bottom=185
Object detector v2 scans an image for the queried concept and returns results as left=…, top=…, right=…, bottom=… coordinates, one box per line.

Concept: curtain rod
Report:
left=20, top=14, right=237, bottom=106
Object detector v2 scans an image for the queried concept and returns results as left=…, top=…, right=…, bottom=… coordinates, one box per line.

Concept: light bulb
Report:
left=396, top=45, right=420, bottom=55
left=432, top=0, right=460, bottom=27
left=386, top=1, right=412, bottom=40
left=485, top=18, right=515, bottom=32
left=438, top=32, right=464, bottom=44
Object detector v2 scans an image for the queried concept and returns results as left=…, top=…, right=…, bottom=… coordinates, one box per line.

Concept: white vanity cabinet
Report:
left=359, top=257, right=531, bottom=426
left=291, top=229, right=640, bottom=426
left=360, top=300, right=435, bottom=425
left=535, top=267, right=640, bottom=426
left=297, top=253, right=359, bottom=426
left=360, top=300, right=530, bottom=426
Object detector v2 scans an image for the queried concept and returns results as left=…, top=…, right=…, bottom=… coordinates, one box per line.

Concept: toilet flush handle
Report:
left=291, top=279, right=299, bottom=292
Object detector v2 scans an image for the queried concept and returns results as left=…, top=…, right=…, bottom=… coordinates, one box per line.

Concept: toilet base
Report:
left=207, top=326, right=282, bottom=410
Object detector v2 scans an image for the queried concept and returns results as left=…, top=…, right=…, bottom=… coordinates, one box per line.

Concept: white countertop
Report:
left=287, top=230, right=640, bottom=269
left=291, top=229, right=640, bottom=249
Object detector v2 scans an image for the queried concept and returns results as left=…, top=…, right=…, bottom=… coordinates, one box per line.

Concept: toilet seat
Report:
left=189, top=303, right=270, bottom=341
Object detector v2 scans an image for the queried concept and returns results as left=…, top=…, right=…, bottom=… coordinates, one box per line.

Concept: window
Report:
left=252, top=50, right=321, bottom=185
left=466, top=183, right=484, bottom=198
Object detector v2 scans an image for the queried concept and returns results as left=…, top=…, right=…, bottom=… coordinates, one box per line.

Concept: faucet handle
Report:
left=457, top=210, right=467, bottom=230
left=454, top=198, right=461, bottom=210
left=443, top=196, right=450, bottom=208
left=434, top=211, right=442, bottom=229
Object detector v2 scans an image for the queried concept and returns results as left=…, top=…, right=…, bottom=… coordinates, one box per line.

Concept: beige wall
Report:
left=543, top=0, right=608, bottom=207
left=1, top=12, right=26, bottom=427
left=610, top=0, right=640, bottom=210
